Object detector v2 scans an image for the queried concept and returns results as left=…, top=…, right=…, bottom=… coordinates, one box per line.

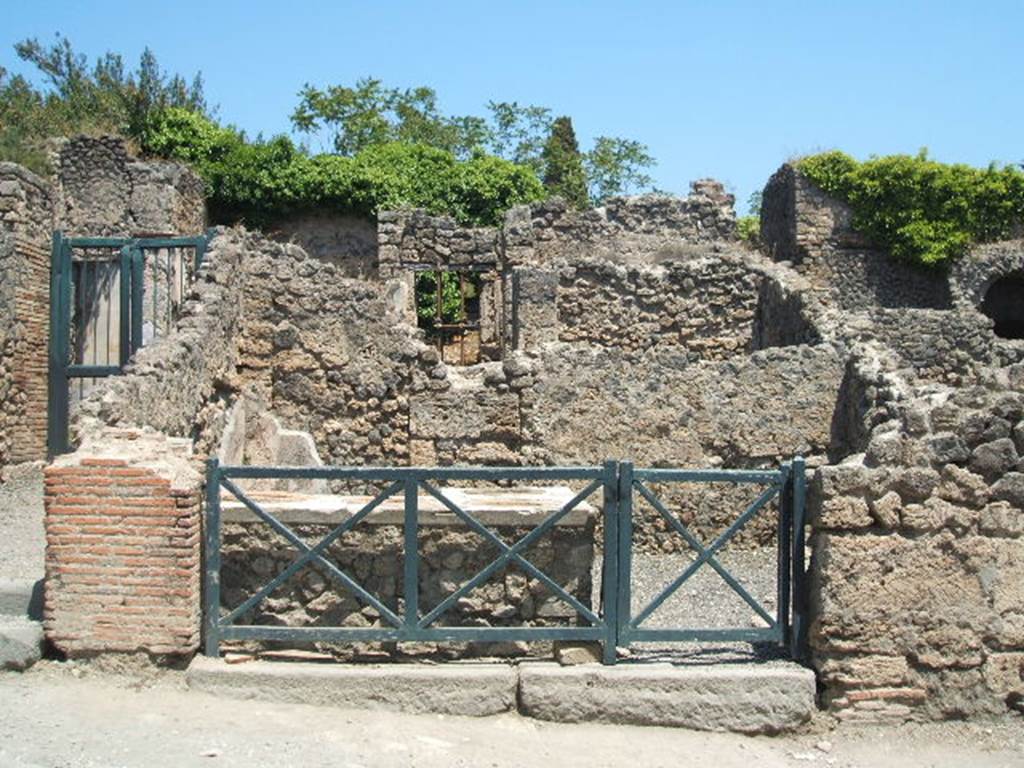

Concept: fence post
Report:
left=601, top=461, right=619, bottom=665
left=203, top=458, right=222, bottom=657
left=778, top=462, right=793, bottom=648
left=616, top=461, right=634, bottom=652
left=790, top=455, right=808, bottom=661
left=46, top=231, right=69, bottom=456
left=403, top=476, right=419, bottom=634
left=129, top=245, right=144, bottom=353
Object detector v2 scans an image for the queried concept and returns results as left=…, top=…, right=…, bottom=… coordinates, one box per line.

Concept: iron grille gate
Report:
left=203, top=458, right=808, bottom=663
left=47, top=231, right=208, bottom=455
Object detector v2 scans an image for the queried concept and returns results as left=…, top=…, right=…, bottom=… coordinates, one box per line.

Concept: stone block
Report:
left=518, top=662, right=816, bottom=734
left=187, top=657, right=518, bottom=716
left=969, top=439, right=1019, bottom=483
left=869, top=491, right=902, bottom=529
left=936, top=464, right=990, bottom=509
left=980, top=501, right=1023, bottom=537
left=816, top=496, right=873, bottom=530
left=0, top=618, right=42, bottom=670
left=991, top=472, right=1024, bottom=509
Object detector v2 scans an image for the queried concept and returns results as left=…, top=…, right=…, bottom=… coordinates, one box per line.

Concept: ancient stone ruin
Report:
left=1, top=136, right=1021, bottom=723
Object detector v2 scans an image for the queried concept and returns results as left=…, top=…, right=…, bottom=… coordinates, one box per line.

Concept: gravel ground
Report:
left=0, top=461, right=45, bottom=583
left=2, top=666, right=1022, bottom=768
left=593, top=547, right=785, bottom=662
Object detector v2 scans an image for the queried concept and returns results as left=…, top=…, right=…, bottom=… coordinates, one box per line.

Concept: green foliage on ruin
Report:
left=0, top=34, right=206, bottom=174
left=737, top=216, right=760, bottom=245
left=290, top=77, right=657, bottom=203
left=798, top=150, right=1024, bottom=267
left=541, top=117, right=589, bottom=210
left=414, top=271, right=478, bottom=327
left=141, top=108, right=544, bottom=226
left=2, top=36, right=657, bottom=223
left=737, top=191, right=762, bottom=246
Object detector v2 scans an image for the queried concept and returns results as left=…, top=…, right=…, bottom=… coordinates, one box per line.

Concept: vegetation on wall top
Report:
left=798, top=150, right=1024, bottom=267
left=1, top=37, right=658, bottom=227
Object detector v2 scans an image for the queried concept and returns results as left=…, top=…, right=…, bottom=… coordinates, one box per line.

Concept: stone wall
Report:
left=220, top=514, right=594, bottom=660
left=554, top=254, right=762, bottom=360
left=761, top=164, right=951, bottom=311
left=513, top=182, right=737, bottom=267
left=269, top=211, right=379, bottom=279
left=73, top=227, right=246, bottom=455
left=235, top=234, right=431, bottom=469
left=809, top=358, right=1024, bottom=720
left=760, top=163, right=1021, bottom=387
left=53, top=135, right=206, bottom=238
left=0, top=163, right=54, bottom=467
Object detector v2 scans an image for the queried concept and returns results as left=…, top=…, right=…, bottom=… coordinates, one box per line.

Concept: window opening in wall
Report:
left=981, top=271, right=1024, bottom=340
left=415, top=270, right=485, bottom=365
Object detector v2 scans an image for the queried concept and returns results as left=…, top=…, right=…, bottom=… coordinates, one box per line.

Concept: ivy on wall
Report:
left=141, top=108, right=544, bottom=227
left=798, top=150, right=1024, bottom=267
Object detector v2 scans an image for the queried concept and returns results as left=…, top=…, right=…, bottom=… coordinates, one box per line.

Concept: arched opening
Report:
left=981, top=271, right=1024, bottom=339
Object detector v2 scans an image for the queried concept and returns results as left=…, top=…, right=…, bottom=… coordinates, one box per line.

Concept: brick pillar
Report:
left=43, top=433, right=202, bottom=657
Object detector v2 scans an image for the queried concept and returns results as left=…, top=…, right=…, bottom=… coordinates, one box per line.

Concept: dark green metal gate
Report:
left=203, top=458, right=808, bottom=663
left=47, top=231, right=208, bottom=455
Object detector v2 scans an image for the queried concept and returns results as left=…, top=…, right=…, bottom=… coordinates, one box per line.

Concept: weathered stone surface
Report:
left=991, top=472, right=1024, bottom=509
left=811, top=533, right=997, bottom=664
left=518, top=662, right=815, bottom=733
left=891, top=467, right=941, bottom=504
left=970, top=439, right=1019, bottom=483
left=187, top=657, right=518, bottom=716
left=936, top=464, right=991, bottom=509
left=980, top=501, right=1023, bottom=538
left=816, top=496, right=873, bottom=530
left=817, top=654, right=909, bottom=688
left=0, top=618, right=42, bottom=671
left=928, top=434, right=971, bottom=464
left=870, top=491, right=903, bottom=529
left=553, top=641, right=602, bottom=666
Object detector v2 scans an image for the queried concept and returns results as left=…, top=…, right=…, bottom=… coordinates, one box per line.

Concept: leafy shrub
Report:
left=737, top=215, right=760, bottom=245
left=798, top=150, right=1024, bottom=267
left=141, top=108, right=544, bottom=226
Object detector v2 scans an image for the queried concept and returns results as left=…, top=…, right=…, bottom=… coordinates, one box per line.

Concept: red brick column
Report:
left=44, top=448, right=202, bottom=657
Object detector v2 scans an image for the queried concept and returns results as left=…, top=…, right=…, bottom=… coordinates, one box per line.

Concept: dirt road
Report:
left=0, top=665, right=1020, bottom=768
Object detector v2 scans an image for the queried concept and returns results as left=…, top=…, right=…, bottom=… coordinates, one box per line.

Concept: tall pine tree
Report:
left=541, top=116, right=589, bottom=209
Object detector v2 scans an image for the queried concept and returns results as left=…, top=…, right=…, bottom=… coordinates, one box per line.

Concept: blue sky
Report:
left=3, top=1, right=1021, bottom=213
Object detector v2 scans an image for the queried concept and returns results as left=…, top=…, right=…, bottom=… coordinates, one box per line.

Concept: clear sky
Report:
left=3, top=1, right=1021, bottom=213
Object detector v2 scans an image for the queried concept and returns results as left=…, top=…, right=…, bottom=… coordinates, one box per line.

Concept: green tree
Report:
left=290, top=78, right=658, bottom=203
left=584, top=136, right=656, bottom=202
left=142, top=109, right=544, bottom=226
left=0, top=34, right=206, bottom=173
left=541, top=116, right=589, bottom=209
left=290, top=78, right=488, bottom=159
left=485, top=101, right=552, bottom=174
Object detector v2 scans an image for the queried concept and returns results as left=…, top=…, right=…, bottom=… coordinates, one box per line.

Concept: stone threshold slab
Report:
left=519, top=661, right=816, bottom=733
left=186, top=657, right=816, bottom=733
left=220, top=485, right=596, bottom=527
left=186, top=656, right=518, bottom=716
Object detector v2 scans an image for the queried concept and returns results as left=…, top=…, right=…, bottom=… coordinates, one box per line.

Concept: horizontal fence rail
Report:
left=203, top=458, right=808, bottom=664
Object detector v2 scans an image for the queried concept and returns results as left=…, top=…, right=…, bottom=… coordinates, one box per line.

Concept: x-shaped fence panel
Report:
left=616, top=463, right=796, bottom=647
left=203, top=459, right=807, bottom=664
left=204, top=462, right=618, bottom=661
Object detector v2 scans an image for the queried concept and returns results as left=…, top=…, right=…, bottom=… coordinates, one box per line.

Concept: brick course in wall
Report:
left=0, top=162, right=54, bottom=467
left=43, top=434, right=202, bottom=657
